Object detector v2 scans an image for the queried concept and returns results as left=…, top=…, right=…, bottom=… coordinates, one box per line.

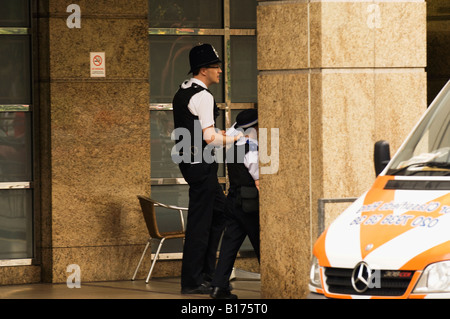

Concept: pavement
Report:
left=0, top=271, right=261, bottom=299
left=0, top=274, right=328, bottom=317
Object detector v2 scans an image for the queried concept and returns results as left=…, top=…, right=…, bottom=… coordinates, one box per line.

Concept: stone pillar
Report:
left=257, top=0, right=426, bottom=298
left=427, top=0, right=450, bottom=103
left=39, top=0, right=150, bottom=282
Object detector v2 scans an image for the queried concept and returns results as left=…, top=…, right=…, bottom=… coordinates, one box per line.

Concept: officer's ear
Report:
left=198, top=67, right=208, bottom=76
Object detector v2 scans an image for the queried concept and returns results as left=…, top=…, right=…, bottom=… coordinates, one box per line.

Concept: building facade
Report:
left=0, top=0, right=448, bottom=298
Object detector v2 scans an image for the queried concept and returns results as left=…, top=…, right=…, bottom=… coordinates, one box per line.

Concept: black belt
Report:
left=176, top=146, right=216, bottom=163
left=178, top=146, right=216, bottom=156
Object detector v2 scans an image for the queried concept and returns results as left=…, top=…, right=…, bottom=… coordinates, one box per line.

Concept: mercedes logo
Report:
left=351, top=261, right=373, bottom=293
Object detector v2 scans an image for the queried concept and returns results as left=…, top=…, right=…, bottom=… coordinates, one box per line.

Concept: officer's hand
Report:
left=234, top=131, right=244, bottom=141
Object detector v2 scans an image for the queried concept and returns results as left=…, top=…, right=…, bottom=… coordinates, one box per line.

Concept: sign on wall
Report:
left=90, top=52, right=106, bottom=77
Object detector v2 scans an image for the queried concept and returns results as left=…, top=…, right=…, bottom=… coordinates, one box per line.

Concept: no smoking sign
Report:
left=90, top=52, right=105, bottom=77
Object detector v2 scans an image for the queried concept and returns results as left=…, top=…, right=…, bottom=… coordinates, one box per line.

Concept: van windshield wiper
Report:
left=388, top=161, right=450, bottom=175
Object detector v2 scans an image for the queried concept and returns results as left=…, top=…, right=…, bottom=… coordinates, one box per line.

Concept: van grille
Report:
left=324, top=267, right=414, bottom=297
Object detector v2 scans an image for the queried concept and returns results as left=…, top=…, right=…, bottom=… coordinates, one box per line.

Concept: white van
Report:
left=309, top=80, right=450, bottom=299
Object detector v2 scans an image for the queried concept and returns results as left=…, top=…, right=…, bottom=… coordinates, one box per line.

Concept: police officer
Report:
left=210, top=109, right=260, bottom=299
left=172, top=43, right=243, bottom=294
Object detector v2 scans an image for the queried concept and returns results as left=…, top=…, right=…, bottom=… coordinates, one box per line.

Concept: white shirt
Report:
left=181, top=78, right=215, bottom=129
left=226, top=125, right=259, bottom=181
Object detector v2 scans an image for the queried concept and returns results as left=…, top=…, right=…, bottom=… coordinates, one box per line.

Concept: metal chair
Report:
left=132, top=195, right=187, bottom=283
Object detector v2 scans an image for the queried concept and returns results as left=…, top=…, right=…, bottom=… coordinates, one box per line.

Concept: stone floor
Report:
left=0, top=274, right=261, bottom=299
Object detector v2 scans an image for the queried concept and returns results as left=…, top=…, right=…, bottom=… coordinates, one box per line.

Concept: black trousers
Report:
left=179, top=161, right=226, bottom=288
left=211, top=188, right=260, bottom=289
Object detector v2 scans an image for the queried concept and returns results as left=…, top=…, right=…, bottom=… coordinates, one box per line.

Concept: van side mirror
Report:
left=374, top=140, right=390, bottom=176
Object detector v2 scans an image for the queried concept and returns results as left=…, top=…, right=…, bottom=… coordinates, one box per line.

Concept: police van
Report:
left=309, top=80, right=450, bottom=299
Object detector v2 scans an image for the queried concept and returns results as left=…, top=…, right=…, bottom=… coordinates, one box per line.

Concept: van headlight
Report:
left=309, top=256, right=322, bottom=289
left=414, top=261, right=450, bottom=293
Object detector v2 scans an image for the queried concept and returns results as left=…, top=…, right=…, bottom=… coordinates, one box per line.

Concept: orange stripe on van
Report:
left=313, top=229, right=331, bottom=267
left=401, top=240, right=450, bottom=271
left=359, top=176, right=450, bottom=260
left=360, top=176, right=396, bottom=259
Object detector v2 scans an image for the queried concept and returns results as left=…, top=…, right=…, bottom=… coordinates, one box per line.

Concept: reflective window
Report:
left=230, top=0, right=257, bottom=29
left=230, top=36, right=257, bottom=102
left=387, top=82, right=450, bottom=176
left=0, top=112, right=32, bottom=182
left=151, top=110, right=183, bottom=179
left=0, top=0, right=30, bottom=27
left=0, top=189, right=33, bottom=259
left=149, top=0, right=222, bottom=28
left=0, top=35, right=31, bottom=104
left=149, top=35, right=223, bottom=103
left=0, top=0, right=34, bottom=261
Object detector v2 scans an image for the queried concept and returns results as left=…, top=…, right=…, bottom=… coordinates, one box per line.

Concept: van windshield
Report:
left=387, top=82, right=450, bottom=176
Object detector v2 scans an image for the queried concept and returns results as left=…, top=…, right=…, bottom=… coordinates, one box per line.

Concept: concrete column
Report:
left=257, top=0, right=426, bottom=298
left=427, top=0, right=450, bottom=103
left=39, top=0, right=150, bottom=282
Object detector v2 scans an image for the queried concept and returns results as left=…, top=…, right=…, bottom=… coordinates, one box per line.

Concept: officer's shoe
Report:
left=210, top=287, right=238, bottom=299
left=181, top=282, right=212, bottom=295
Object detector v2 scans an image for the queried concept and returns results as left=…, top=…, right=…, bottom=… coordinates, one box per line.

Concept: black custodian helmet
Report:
left=188, top=43, right=221, bottom=74
left=235, top=109, right=258, bottom=129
